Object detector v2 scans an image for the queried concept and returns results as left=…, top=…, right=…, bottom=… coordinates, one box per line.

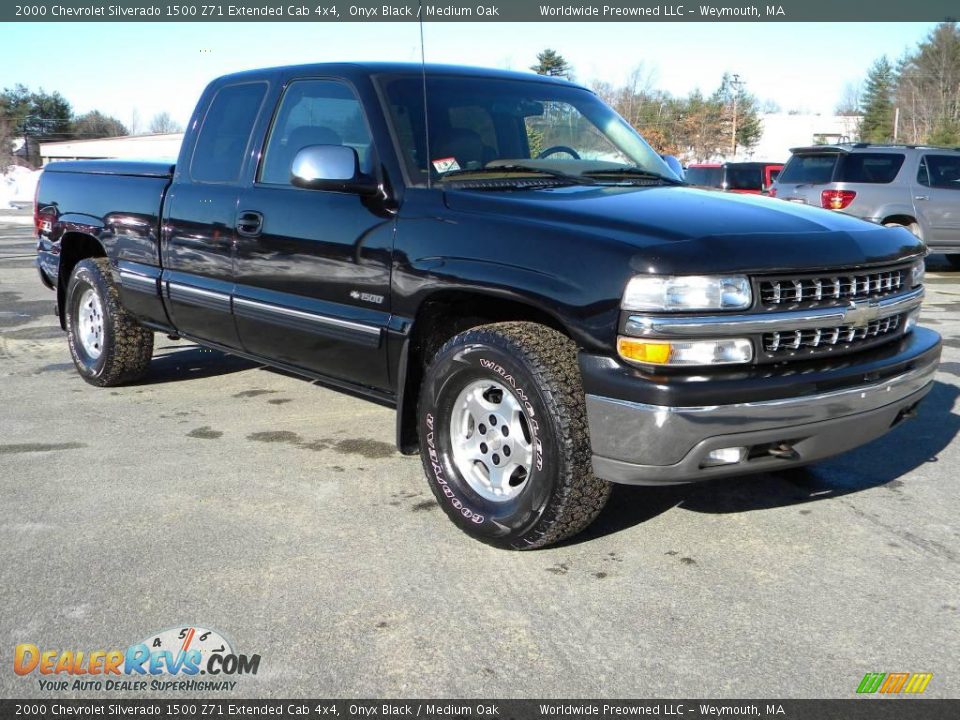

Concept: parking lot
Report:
left=1, top=208, right=958, bottom=699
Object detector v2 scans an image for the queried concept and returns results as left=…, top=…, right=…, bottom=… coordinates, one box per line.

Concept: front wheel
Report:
left=65, top=258, right=154, bottom=386
left=418, top=322, right=611, bottom=549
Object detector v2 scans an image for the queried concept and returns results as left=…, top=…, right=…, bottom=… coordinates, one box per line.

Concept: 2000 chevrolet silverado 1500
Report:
left=35, top=63, right=941, bottom=548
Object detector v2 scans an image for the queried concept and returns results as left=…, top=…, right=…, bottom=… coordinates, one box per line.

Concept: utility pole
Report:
left=893, top=106, right=900, bottom=142
left=730, top=74, right=743, bottom=158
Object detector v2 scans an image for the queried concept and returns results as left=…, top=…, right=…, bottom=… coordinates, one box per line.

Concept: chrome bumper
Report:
left=585, top=356, right=939, bottom=485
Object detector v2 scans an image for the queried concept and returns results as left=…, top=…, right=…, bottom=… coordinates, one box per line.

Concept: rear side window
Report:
left=919, top=155, right=960, bottom=190
left=259, top=79, right=373, bottom=185
left=190, top=82, right=267, bottom=183
left=725, top=166, right=762, bottom=191
left=836, top=153, right=904, bottom=183
left=778, top=154, right=838, bottom=184
left=685, top=167, right=723, bottom=187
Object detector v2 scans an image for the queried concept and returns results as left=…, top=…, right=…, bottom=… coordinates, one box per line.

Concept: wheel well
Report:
left=396, top=291, right=570, bottom=454
left=882, top=214, right=920, bottom=231
left=57, top=233, right=106, bottom=329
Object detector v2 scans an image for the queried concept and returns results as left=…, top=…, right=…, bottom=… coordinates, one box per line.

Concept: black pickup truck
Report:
left=35, top=63, right=941, bottom=549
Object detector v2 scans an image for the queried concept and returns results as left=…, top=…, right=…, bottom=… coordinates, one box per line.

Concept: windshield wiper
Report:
left=581, top=167, right=683, bottom=185
left=440, top=164, right=597, bottom=185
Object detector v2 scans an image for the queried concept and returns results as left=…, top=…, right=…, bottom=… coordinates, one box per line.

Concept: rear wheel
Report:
left=883, top=221, right=921, bottom=237
left=65, top=258, right=154, bottom=386
left=418, top=321, right=611, bottom=549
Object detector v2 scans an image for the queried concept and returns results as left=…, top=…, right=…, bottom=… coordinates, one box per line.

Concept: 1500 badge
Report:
left=350, top=290, right=384, bottom=304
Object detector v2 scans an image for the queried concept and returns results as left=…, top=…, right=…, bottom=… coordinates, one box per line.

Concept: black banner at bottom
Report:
left=0, top=699, right=956, bottom=720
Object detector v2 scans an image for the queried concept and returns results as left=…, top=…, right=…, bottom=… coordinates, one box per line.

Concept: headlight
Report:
left=910, top=260, right=925, bottom=288
left=617, top=336, right=754, bottom=367
left=622, top=275, right=752, bottom=312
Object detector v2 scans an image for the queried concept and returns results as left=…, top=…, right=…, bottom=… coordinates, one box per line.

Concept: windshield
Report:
left=379, top=74, right=681, bottom=186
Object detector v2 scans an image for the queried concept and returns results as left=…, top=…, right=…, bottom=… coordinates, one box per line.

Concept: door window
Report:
left=921, top=155, right=960, bottom=190
left=190, top=82, right=267, bottom=183
left=259, top=79, right=373, bottom=186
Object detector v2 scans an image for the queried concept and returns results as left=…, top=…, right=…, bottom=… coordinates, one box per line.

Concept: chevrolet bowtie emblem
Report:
left=844, top=299, right=881, bottom=328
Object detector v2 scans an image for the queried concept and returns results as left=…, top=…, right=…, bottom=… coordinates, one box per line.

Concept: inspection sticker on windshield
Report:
left=432, top=157, right=461, bottom=173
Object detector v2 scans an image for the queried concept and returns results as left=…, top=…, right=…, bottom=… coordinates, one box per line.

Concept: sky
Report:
left=0, top=21, right=940, bottom=132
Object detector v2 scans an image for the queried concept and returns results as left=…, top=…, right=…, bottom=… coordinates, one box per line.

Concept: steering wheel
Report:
left=537, top=145, right=581, bottom=160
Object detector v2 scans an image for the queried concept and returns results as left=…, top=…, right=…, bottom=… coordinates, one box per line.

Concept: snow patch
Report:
left=0, top=166, right=41, bottom=209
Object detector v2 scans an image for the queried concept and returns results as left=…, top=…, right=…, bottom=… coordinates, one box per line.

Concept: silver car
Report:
left=772, top=144, right=960, bottom=268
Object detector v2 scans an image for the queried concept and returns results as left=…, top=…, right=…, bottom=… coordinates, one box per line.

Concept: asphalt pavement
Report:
left=1, top=208, right=958, bottom=699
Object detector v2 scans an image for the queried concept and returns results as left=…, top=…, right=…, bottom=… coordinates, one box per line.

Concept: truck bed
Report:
left=43, top=159, right=176, bottom=178
left=36, top=160, right=176, bottom=329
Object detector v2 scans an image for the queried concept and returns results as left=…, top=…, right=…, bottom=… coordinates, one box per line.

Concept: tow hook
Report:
left=768, top=442, right=800, bottom=461
left=895, top=403, right=920, bottom=424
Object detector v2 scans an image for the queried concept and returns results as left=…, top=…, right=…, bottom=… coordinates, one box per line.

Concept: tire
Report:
left=946, top=254, right=960, bottom=270
left=883, top=221, right=921, bottom=238
left=418, top=321, right=611, bottom=549
left=65, top=258, right=154, bottom=386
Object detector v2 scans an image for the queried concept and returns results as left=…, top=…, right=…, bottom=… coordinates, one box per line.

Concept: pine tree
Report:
left=530, top=49, right=572, bottom=80
left=709, top=74, right=762, bottom=157
left=859, top=57, right=896, bottom=143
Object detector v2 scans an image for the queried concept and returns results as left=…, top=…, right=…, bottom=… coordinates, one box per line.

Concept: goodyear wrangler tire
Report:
left=418, top=322, right=611, bottom=549
left=66, top=258, right=154, bottom=387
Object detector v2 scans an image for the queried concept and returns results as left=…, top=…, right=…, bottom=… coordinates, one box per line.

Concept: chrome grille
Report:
left=762, top=314, right=902, bottom=358
left=758, top=268, right=905, bottom=309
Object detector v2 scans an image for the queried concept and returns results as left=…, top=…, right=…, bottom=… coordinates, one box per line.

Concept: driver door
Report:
left=232, top=77, right=394, bottom=390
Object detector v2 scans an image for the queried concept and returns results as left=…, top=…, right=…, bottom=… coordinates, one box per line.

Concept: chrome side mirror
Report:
left=290, top=145, right=377, bottom=196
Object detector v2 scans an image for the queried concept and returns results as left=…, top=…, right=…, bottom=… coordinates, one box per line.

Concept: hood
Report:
left=443, top=184, right=924, bottom=274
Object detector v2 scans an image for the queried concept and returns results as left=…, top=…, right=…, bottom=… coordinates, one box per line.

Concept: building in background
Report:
left=740, top=114, right=862, bottom=163
left=36, top=117, right=862, bottom=169
left=39, top=133, right=184, bottom=165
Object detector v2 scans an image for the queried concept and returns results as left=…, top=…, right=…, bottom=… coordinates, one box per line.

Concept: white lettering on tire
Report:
left=478, top=358, right=544, bottom=472
left=425, top=413, right=484, bottom=524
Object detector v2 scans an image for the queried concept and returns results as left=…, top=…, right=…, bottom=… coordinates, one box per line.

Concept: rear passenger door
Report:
left=161, top=81, right=268, bottom=348
left=233, top=77, right=394, bottom=390
left=916, top=154, right=960, bottom=244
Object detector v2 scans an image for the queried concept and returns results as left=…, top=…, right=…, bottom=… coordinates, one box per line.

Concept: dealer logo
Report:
left=14, top=626, right=261, bottom=692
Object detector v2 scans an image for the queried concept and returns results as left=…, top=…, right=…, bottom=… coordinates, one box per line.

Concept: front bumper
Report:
left=582, top=327, right=942, bottom=485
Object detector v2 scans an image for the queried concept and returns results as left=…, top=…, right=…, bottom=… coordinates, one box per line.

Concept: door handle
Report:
left=915, top=195, right=929, bottom=201
left=235, top=211, right=264, bottom=237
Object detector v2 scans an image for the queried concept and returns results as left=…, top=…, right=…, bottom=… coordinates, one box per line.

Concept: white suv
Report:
left=771, top=144, right=960, bottom=267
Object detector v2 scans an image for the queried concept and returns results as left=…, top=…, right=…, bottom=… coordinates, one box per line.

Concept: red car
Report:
left=685, top=161, right=783, bottom=194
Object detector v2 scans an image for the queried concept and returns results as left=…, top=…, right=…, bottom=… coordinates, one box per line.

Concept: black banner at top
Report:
left=2, top=0, right=959, bottom=22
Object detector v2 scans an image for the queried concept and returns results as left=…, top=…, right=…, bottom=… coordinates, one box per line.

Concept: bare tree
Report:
left=0, top=116, right=14, bottom=169
left=835, top=80, right=862, bottom=116
left=73, top=110, right=127, bottom=138
left=895, top=22, right=960, bottom=145
left=149, top=112, right=183, bottom=134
